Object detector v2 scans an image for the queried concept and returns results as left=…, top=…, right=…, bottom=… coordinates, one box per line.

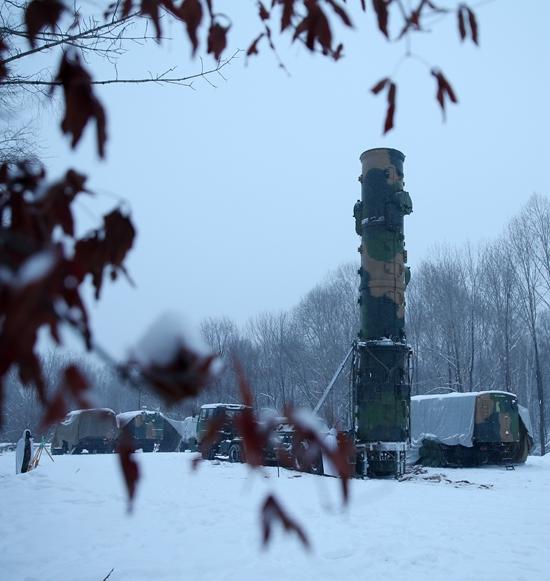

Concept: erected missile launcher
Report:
left=353, top=148, right=413, bottom=477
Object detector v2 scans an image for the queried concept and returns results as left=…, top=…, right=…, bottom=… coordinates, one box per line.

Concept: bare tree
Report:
left=509, top=211, right=546, bottom=455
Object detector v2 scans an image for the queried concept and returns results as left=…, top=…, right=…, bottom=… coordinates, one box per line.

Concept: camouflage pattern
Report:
left=474, top=392, right=520, bottom=444
left=353, top=148, right=413, bottom=476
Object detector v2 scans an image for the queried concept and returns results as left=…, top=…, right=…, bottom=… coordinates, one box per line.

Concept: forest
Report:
left=3, top=192, right=549, bottom=454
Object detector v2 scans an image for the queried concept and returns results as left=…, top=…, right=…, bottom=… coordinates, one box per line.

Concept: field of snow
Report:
left=2, top=450, right=549, bottom=581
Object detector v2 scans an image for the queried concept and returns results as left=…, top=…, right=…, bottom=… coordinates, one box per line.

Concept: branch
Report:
left=0, top=50, right=240, bottom=87
left=0, top=12, right=140, bottom=66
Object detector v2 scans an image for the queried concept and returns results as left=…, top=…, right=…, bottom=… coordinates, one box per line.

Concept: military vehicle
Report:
left=197, top=403, right=248, bottom=461
left=116, top=410, right=182, bottom=452
left=410, top=391, right=533, bottom=467
left=51, top=408, right=118, bottom=455
left=307, top=148, right=413, bottom=478
left=196, top=403, right=300, bottom=466
left=351, top=148, right=413, bottom=477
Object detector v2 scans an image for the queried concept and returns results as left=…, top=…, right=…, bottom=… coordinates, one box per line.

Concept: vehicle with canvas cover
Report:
left=116, top=410, right=182, bottom=452
left=51, top=408, right=118, bottom=455
left=410, top=391, right=533, bottom=467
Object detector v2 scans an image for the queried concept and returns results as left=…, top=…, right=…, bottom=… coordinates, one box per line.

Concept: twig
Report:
left=1, top=12, right=140, bottom=66
left=0, top=50, right=240, bottom=87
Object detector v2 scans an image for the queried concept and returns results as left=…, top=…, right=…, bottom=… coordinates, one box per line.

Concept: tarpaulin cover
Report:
left=166, top=416, right=197, bottom=442
left=52, top=409, right=117, bottom=451
left=117, top=411, right=183, bottom=451
left=409, top=393, right=478, bottom=463
left=518, top=405, right=534, bottom=439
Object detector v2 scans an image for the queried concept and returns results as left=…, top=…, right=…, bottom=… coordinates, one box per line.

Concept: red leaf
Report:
left=326, top=0, right=353, bottom=28
left=384, top=81, right=396, bottom=134
left=25, top=0, right=65, bottom=48
left=372, top=0, right=389, bottom=38
left=293, top=3, right=332, bottom=53
left=457, top=6, right=466, bottom=41
left=333, top=42, right=344, bottom=61
left=258, top=1, right=270, bottom=20
left=38, top=169, right=88, bottom=237
left=261, top=494, right=310, bottom=549
left=280, top=0, right=294, bottom=31
left=371, top=77, right=389, bottom=95
left=103, top=209, right=136, bottom=268
left=122, top=0, right=134, bottom=18
left=285, top=408, right=354, bottom=503
left=118, top=439, right=140, bottom=511
left=431, top=69, right=458, bottom=120
left=180, top=0, right=203, bottom=54
left=457, top=4, right=478, bottom=45
left=133, top=347, right=216, bottom=405
left=247, top=33, right=265, bottom=56
left=207, top=22, right=229, bottom=60
left=74, top=208, right=135, bottom=299
left=467, top=6, right=479, bottom=45
left=140, top=0, right=162, bottom=39
left=308, top=5, right=332, bottom=53
left=54, top=53, right=107, bottom=158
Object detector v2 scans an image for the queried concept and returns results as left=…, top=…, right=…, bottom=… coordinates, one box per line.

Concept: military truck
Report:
left=196, top=403, right=301, bottom=467
left=51, top=408, right=118, bottom=455
left=410, top=391, right=533, bottom=467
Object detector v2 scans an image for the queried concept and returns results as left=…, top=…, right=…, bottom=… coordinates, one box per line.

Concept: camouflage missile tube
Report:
left=353, top=148, right=413, bottom=477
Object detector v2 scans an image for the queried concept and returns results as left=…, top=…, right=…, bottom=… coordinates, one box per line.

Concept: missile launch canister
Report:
left=353, top=148, right=413, bottom=477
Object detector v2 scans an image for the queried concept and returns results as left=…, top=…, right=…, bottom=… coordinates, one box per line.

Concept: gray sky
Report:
left=26, top=1, right=550, bottom=357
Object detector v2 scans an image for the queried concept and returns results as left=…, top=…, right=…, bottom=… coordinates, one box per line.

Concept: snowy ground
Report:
left=2, top=451, right=550, bottom=581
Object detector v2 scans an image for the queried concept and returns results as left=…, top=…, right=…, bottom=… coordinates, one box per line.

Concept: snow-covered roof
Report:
left=62, top=408, right=115, bottom=424
left=412, top=390, right=516, bottom=402
left=200, top=403, right=249, bottom=410
left=116, top=410, right=160, bottom=428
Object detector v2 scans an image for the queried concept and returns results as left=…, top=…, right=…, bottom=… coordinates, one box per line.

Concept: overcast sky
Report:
left=24, top=1, right=550, bottom=358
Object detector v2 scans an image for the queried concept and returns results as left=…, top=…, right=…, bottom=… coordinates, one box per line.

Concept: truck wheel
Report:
left=228, top=442, right=243, bottom=463
left=514, top=432, right=529, bottom=463
left=202, top=446, right=217, bottom=460
left=420, top=441, right=444, bottom=467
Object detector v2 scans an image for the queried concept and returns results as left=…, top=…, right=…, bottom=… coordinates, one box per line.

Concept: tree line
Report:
left=3, top=194, right=548, bottom=455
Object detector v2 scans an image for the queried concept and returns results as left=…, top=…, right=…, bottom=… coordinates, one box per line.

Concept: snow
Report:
left=0, top=250, right=56, bottom=288
left=200, top=403, right=247, bottom=410
left=16, top=250, right=56, bottom=286
left=62, top=408, right=115, bottom=425
left=130, top=312, right=211, bottom=366
left=116, top=410, right=159, bottom=428
left=1, top=451, right=549, bottom=581
left=413, top=390, right=512, bottom=401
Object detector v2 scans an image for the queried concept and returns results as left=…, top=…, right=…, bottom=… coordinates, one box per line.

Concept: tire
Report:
left=420, top=440, right=444, bottom=467
left=204, top=446, right=217, bottom=460
left=228, top=442, right=243, bottom=463
left=514, top=432, right=529, bottom=464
